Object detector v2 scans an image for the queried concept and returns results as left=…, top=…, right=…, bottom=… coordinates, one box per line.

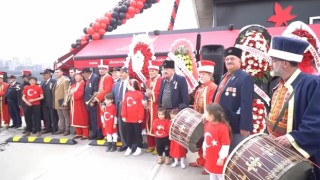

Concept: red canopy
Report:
left=71, top=24, right=320, bottom=68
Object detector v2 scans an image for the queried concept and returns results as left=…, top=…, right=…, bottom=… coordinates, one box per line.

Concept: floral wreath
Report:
left=169, top=38, right=199, bottom=93
left=125, top=33, right=156, bottom=82
left=235, top=24, right=272, bottom=134
left=235, top=24, right=271, bottom=84
left=283, top=21, right=320, bottom=75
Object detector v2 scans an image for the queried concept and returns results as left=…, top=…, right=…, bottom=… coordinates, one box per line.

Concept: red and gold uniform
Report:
left=0, top=80, right=10, bottom=126
left=70, top=81, right=89, bottom=138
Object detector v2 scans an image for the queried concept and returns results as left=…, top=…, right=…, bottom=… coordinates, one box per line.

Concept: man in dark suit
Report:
left=213, top=47, right=254, bottom=151
left=5, top=75, right=22, bottom=128
left=82, top=68, right=102, bottom=140
left=112, top=66, right=129, bottom=151
left=40, top=69, right=58, bottom=134
left=158, top=60, right=189, bottom=111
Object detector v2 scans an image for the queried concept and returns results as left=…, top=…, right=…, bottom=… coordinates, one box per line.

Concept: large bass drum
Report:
left=169, top=108, right=204, bottom=152
left=223, top=133, right=312, bottom=180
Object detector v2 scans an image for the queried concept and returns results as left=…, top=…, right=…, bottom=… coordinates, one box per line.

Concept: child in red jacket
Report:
left=169, top=109, right=187, bottom=168
left=152, top=108, right=171, bottom=165
left=101, top=93, right=117, bottom=152
left=121, top=79, right=144, bottom=156
left=22, top=76, right=44, bottom=137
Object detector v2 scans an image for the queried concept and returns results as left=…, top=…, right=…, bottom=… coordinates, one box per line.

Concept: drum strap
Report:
left=272, top=78, right=303, bottom=132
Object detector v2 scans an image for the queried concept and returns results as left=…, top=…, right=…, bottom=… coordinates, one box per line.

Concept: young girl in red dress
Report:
left=203, top=103, right=231, bottom=180
left=169, top=109, right=187, bottom=168
left=121, top=79, right=145, bottom=156
left=152, top=108, right=171, bottom=165
left=101, top=93, right=117, bottom=152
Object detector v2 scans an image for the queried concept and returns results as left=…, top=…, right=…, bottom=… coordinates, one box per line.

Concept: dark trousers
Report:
left=126, top=122, right=142, bottom=151
left=117, top=102, right=127, bottom=147
left=25, top=105, right=41, bottom=132
left=7, top=100, right=22, bottom=127
left=156, top=137, right=170, bottom=157
left=42, top=104, right=58, bottom=132
left=87, top=106, right=102, bottom=138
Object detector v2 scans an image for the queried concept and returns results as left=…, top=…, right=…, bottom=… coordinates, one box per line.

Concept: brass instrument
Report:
left=85, top=92, right=98, bottom=105
left=62, top=84, right=71, bottom=106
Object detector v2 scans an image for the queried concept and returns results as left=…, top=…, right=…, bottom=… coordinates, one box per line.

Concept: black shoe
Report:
left=110, top=142, right=117, bottom=152
left=42, top=130, right=52, bottom=134
left=96, top=136, right=104, bottom=140
left=105, top=142, right=112, bottom=152
left=118, top=146, right=127, bottom=152
left=32, top=131, right=37, bottom=134
left=15, top=125, right=22, bottom=129
left=9, top=125, right=15, bottom=128
left=89, top=135, right=97, bottom=140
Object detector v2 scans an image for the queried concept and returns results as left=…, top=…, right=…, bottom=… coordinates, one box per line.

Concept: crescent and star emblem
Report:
left=27, top=89, right=36, bottom=96
left=204, top=132, right=218, bottom=148
left=127, top=97, right=136, bottom=107
left=156, top=125, right=165, bottom=136
left=103, top=112, right=113, bottom=121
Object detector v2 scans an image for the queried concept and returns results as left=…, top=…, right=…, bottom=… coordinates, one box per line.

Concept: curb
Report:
left=6, top=136, right=77, bottom=145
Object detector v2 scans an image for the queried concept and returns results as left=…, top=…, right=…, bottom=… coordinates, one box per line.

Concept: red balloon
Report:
left=126, top=13, right=132, bottom=19
left=140, top=0, right=146, bottom=2
left=92, top=32, right=100, bottom=40
left=98, top=29, right=106, bottom=36
left=92, top=22, right=100, bottom=31
left=101, top=17, right=110, bottom=25
left=104, top=12, right=112, bottom=19
left=84, top=34, right=90, bottom=40
left=130, top=0, right=137, bottom=8
left=136, top=1, right=143, bottom=9
left=135, top=8, right=140, bottom=14
left=87, top=27, right=95, bottom=35
left=128, top=6, right=135, bottom=14
left=81, top=40, right=87, bottom=45
left=95, top=18, right=102, bottom=23
left=122, top=19, right=126, bottom=24
left=100, top=23, right=107, bottom=29
left=81, top=36, right=86, bottom=41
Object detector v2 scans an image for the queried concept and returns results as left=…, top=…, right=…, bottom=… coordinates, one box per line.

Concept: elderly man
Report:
left=53, top=68, right=70, bottom=135
left=213, top=47, right=254, bottom=151
left=82, top=67, right=102, bottom=140
left=40, top=69, right=57, bottom=134
left=267, top=36, right=320, bottom=180
left=158, top=60, right=189, bottom=110
left=189, top=60, right=217, bottom=174
left=5, top=75, right=22, bottom=128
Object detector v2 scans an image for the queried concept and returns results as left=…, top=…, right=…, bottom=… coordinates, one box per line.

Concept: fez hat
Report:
left=198, top=60, right=215, bottom=74
left=21, top=70, right=32, bottom=78
left=268, top=36, right=309, bottom=63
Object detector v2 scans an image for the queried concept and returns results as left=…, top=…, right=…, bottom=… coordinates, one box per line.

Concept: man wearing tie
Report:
left=40, top=69, right=58, bottom=134
left=213, top=47, right=254, bottom=151
left=112, top=66, right=129, bottom=151
left=5, top=75, right=22, bottom=128
left=82, top=68, right=102, bottom=140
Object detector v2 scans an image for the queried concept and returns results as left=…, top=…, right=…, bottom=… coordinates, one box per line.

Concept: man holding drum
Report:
left=189, top=60, right=217, bottom=174
left=267, top=36, right=320, bottom=180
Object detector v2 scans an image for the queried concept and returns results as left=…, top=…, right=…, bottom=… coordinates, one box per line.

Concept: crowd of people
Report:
left=0, top=35, right=320, bottom=180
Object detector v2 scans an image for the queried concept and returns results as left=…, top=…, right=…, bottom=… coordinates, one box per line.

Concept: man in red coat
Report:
left=0, top=72, right=10, bottom=128
left=190, top=60, right=217, bottom=175
left=144, top=60, right=162, bottom=154
left=93, top=63, right=114, bottom=133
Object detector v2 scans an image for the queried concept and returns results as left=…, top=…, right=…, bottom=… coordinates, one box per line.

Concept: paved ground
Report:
left=0, top=125, right=208, bottom=180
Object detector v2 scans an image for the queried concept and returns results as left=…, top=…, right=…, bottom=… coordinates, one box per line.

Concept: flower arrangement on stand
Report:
left=283, top=21, right=320, bottom=75
left=235, top=25, right=272, bottom=134
left=125, top=33, right=156, bottom=84
left=168, top=39, right=199, bottom=93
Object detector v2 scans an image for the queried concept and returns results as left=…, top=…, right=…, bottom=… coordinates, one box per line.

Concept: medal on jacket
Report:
left=50, top=83, right=52, bottom=89
left=89, top=83, right=92, bottom=88
left=225, top=87, right=231, bottom=96
left=232, top=88, right=237, bottom=97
